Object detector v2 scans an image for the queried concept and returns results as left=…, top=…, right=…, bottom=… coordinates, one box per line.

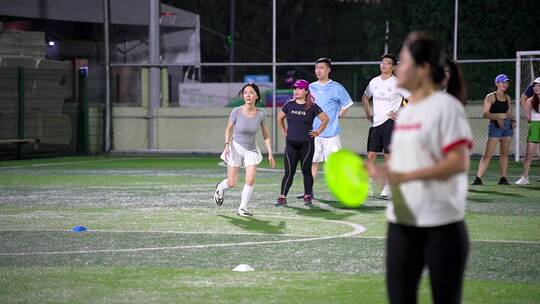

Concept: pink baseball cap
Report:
left=293, top=79, right=310, bottom=90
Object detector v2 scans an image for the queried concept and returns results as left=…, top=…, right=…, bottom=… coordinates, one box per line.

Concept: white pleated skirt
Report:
left=220, top=140, right=263, bottom=168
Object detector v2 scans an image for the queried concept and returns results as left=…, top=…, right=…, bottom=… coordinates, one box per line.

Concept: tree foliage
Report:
left=165, top=0, right=540, bottom=99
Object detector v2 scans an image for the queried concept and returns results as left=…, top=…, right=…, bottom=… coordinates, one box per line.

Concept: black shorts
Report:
left=367, top=119, right=394, bottom=153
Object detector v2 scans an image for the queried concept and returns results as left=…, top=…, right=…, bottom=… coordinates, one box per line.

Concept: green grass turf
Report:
left=0, top=155, right=538, bottom=303
left=1, top=268, right=539, bottom=304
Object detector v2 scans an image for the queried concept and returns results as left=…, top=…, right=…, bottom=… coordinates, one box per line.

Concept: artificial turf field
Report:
left=0, top=155, right=538, bottom=303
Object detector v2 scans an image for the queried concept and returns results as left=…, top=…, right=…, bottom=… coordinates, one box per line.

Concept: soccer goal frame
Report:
left=515, top=50, right=540, bottom=161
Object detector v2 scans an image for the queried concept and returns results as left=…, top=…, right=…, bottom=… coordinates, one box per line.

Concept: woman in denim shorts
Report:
left=471, top=74, right=515, bottom=185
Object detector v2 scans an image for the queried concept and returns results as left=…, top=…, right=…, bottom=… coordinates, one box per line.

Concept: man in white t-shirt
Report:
left=362, top=54, right=410, bottom=197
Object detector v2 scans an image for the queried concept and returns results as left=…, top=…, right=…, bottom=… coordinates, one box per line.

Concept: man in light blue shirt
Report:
left=299, top=58, right=353, bottom=198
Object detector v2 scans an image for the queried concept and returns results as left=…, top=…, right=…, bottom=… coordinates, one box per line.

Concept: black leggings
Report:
left=280, top=139, right=314, bottom=196
left=386, top=221, right=469, bottom=304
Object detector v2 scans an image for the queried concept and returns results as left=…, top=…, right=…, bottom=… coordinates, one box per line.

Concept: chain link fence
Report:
left=108, top=62, right=532, bottom=157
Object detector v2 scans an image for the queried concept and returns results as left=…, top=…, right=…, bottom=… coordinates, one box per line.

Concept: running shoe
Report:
left=296, top=193, right=314, bottom=199
left=380, top=184, right=391, bottom=198
left=237, top=208, right=253, bottom=217
left=213, top=183, right=224, bottom=206
left=498, top=177, right=510, bottom=185
left=275, top=196, right=287, bottom=207
left=515, top=176, right=530, bottom=185
left=303, top=194, right=313, bottom=206
left=471, top=176, right=483, bottom=185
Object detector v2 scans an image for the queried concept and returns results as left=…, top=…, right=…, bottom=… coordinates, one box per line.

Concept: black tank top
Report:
left=489, top=93, right=509, bottom=113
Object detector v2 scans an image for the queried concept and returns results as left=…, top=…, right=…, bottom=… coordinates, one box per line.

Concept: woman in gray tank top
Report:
left=213, top=83, right=275, bottom=216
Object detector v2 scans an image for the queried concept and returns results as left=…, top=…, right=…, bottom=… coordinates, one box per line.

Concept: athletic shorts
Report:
left=367, top=119, right=394, bottom=154
left=528, top=121, right=540, bottom=143
left=488, top=118, right=513, bottom=138
left=312, top=135, right=342, bottom=163
left=220, top=140, right=262, bottom=168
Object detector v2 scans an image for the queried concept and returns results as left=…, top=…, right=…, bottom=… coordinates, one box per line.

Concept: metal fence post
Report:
left=17, top=67, right=25, bottom=159
left=78, top=68, right=89, bottom=154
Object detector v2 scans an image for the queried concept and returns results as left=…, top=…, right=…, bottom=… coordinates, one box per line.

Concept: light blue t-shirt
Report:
left=309, top=80, right=353, bottom=137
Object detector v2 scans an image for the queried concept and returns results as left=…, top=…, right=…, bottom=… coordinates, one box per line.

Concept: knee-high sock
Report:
left=239, top=184, right=254, bottom=210
left=217, top=179, right=230, bottom=194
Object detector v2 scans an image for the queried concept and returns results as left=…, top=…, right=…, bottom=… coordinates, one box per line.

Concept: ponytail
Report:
left=405, top=32, right=467, bottom=106
left=445, top=59, right=467, bottom=105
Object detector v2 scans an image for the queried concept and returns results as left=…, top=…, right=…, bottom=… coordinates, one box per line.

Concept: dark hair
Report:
left=532, top=83, right=540, bottom=113
left=239, top=82, right=261, bottom=105
left=405, top=32, right=466, bottom=106
left=445, top=59, right=468, bottom=105
left=381, top=54, right=397, bottom=65
left=315, top=57, right=332, bottom=68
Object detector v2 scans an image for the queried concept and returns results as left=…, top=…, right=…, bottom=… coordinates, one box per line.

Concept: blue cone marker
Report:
left=72, top=226, right=87, bottom=232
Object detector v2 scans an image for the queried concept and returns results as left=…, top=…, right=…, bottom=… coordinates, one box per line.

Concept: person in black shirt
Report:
left=275, top=79, right=329, bottom=206
left=471, top=74, right=514, bottom=186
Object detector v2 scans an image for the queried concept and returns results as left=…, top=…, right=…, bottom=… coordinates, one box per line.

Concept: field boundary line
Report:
left=0, top=216, right=366, bottom=256
left=0, top=157, right=143, bottom=170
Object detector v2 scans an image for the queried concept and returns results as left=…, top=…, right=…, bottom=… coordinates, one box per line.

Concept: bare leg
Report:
left=311, top=161, right=320, bottom=183
left=367, top=151, right=378, bottom=167
left=244, top=165, right=257, bottom=186
left=499, top=137, right=512, bottom=177
left=226, top=165, right=240, bottom=188
left=476, top=138, right=500, bottom=178
left=522, top=143, right=539, bottom=177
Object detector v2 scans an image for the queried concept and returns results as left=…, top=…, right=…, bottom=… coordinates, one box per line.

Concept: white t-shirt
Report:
left=387, top=91, right=473, bottom=227
left=364, top=75, right=411, bottom=127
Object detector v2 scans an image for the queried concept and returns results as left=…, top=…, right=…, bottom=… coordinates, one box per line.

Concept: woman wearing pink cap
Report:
left=471, top=74, right=515, bottom=185
left=275, top=79, right=329, bottom=206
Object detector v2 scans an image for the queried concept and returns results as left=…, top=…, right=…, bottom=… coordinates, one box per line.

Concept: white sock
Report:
left=217, top=179, right=230, bottom=194
left=239, top=184, right=254, bottom=210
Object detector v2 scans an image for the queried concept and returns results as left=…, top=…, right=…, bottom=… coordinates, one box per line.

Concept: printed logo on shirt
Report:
left=394, top=123, right=422, bottom=131
left=290, top=110, right=307, bottom=116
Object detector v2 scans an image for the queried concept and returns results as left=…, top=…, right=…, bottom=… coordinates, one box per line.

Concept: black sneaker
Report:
left=471, top=177, right=483, bottom=185
left=303, top=194, right=312, bottom=206
left=498, top=177, right=510, bottom=185
left=213, top=183, right=224, bottom=206
left=275, top=196, right=287, bottom=207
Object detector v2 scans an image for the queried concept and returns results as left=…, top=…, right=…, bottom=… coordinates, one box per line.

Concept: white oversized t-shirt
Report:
left=364, top=75, right=411, bottom=127
left=387, top=91, right=473, bottom=227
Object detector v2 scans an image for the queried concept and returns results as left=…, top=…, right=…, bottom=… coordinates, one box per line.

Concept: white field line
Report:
left=0, top=216, right=367, bottom=256
left=0, top=228, right=312, bottom=238
left=0, top=157, right=143, bottom=170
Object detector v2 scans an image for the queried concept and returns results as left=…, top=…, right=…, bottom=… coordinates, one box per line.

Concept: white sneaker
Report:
left=380, top=184, right=391, bottom=198
left=515, top=176, right=530, bottom=185
left=213, top=183, right=224, bottom=206
left=237, top=208, right=253, bottom=217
